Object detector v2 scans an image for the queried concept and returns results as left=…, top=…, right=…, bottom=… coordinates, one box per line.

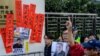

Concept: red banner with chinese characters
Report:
left=0, top=28, right=11, bottom=53
left=5, top=14, right=14, bottom=53
left=29, top=4, right=36, bottom=43
left=35, top=14, right=44, bottom=42
left=28, top=4, right=36, bottom=29
left=30, top=4, right=36, bottom=15
left=23, top=4, right=30, bottom=28
left=15, top=0, right=23, bottom=27
left=29, top=14, right=44, bottom=43
left=29, top=14, right=37, bottom=43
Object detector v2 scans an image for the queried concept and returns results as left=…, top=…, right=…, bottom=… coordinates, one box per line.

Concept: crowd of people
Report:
left=44, top=17, right=100, bottom=56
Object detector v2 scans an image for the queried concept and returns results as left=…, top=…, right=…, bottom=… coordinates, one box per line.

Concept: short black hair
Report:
left=57, top=43, right=63, bottom=47
left=88, top=32, right=99, bottom=40
left=17, top=38, right=21, bottom=41
left=88, top=32, right=95, bottom=37
left=45, top=33, right=54, bottom=39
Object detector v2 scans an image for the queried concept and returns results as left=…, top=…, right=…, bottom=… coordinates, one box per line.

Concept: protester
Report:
left=88, top=32, right=99, bottom=40
left=83, top=40, right=100, bottom=56
left=81, top=35, right=89, bottom=43
left=44, top=34, right=54, bottom=56
left=62, top=17, right=84, bottom=56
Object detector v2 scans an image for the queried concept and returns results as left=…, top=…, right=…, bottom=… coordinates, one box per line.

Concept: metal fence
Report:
left=45, top=12, right=100, bottom=38
left=3, top=52, right=44, bottom=56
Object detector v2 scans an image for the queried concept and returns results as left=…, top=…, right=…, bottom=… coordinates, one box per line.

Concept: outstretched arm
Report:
left=66, top=17, right=74, bottom=46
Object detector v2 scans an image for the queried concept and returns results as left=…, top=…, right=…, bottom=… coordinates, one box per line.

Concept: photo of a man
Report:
left=53, top=43, right=65, bottom=56
left=13, top=38, right=23, bottom=48
left=13, top=38, right=23, bottom=54
left=51, top=42, right=68, bottom=56
left=14, top=27, right=31, bottom=39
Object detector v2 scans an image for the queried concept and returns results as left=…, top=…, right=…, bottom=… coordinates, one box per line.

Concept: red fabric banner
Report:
left=6, top=14, right=14, bottom=46
left=29, top=14, right=37, bottom=43
left=30, top=4, right=36, bottom=15
left=35, top=14, right=44, bottom=42
left=30, top=14, right=44, bottom=43
left=23, top=4, right=30, bottom=28
left=28, top=4, right=36, bottom=29
left=0, top=28, right=12, bottom=53
left=15, top=0, right=23, bottom=27
left=29, top=4, right=36, bottom=43
left=5, top=14, right=14, bottom=53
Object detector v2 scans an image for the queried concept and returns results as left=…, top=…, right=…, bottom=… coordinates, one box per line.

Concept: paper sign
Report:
left=24, top=40, right=29, bottom=53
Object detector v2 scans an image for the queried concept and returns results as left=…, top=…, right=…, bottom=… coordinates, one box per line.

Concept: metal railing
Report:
left=45, top=12, right=100, bottom=38
left=3, top=52, right=44, bottom=56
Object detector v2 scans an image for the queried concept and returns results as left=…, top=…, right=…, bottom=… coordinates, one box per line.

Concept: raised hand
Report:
left=65, top=17, right=72, bottom=30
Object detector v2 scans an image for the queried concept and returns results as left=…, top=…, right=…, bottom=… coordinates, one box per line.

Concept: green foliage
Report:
left=45, top=0, right=99, bottom=13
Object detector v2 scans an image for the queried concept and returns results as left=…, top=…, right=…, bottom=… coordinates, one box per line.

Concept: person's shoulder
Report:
left=70, top=43, right=84, bottom=50
left=13, top=43, right=18, bottom=48
left=70, top=43, right=84, bottom=56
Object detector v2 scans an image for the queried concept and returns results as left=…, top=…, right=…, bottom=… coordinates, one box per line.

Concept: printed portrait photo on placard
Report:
left=14, top=27, right=31, bottom=39
left=51, top=42, right=69, bottom=56
left=13, top=37, right=24, bottom=54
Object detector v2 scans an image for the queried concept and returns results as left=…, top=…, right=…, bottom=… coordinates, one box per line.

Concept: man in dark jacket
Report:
left=44, top=34, right=54, bottom=56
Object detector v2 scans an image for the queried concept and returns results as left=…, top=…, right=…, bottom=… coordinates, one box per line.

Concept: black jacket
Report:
left=44, top=45, right=51, bottom=56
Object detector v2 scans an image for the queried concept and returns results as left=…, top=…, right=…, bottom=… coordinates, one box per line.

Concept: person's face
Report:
left=56, top=44, right=63, bottom=53
left=89, top=35, right=95, bottom=40
left=84, top=37, right=89, bottom=43
left=44, top=35, right=52, bottom=45
left=73, top=30, right=78, bottom=38
left=62, top=30, right=69, bottom=42
left=17, top=40, right=21, bottom=44
left=84, top=49, right=98, bottom=56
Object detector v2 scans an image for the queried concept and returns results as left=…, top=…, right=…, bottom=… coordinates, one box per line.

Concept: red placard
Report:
left=5, top=14, right=14, bottom=53
left=35, top=14, right=44, bottom=42
left=0, top=28, right=12, bottom=53
left=29, top=14, right=37, bottom=43
left=29, top=14, right=44, bottom=43
left=5, top=46, right=12, bottom=53
left=28, top=4, right=36, bottom=29
left=23, top=4, right=30, bottom=28
left=15, top=0, right=23, bottom=27
left=30, top=4, right=36, bottom=15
